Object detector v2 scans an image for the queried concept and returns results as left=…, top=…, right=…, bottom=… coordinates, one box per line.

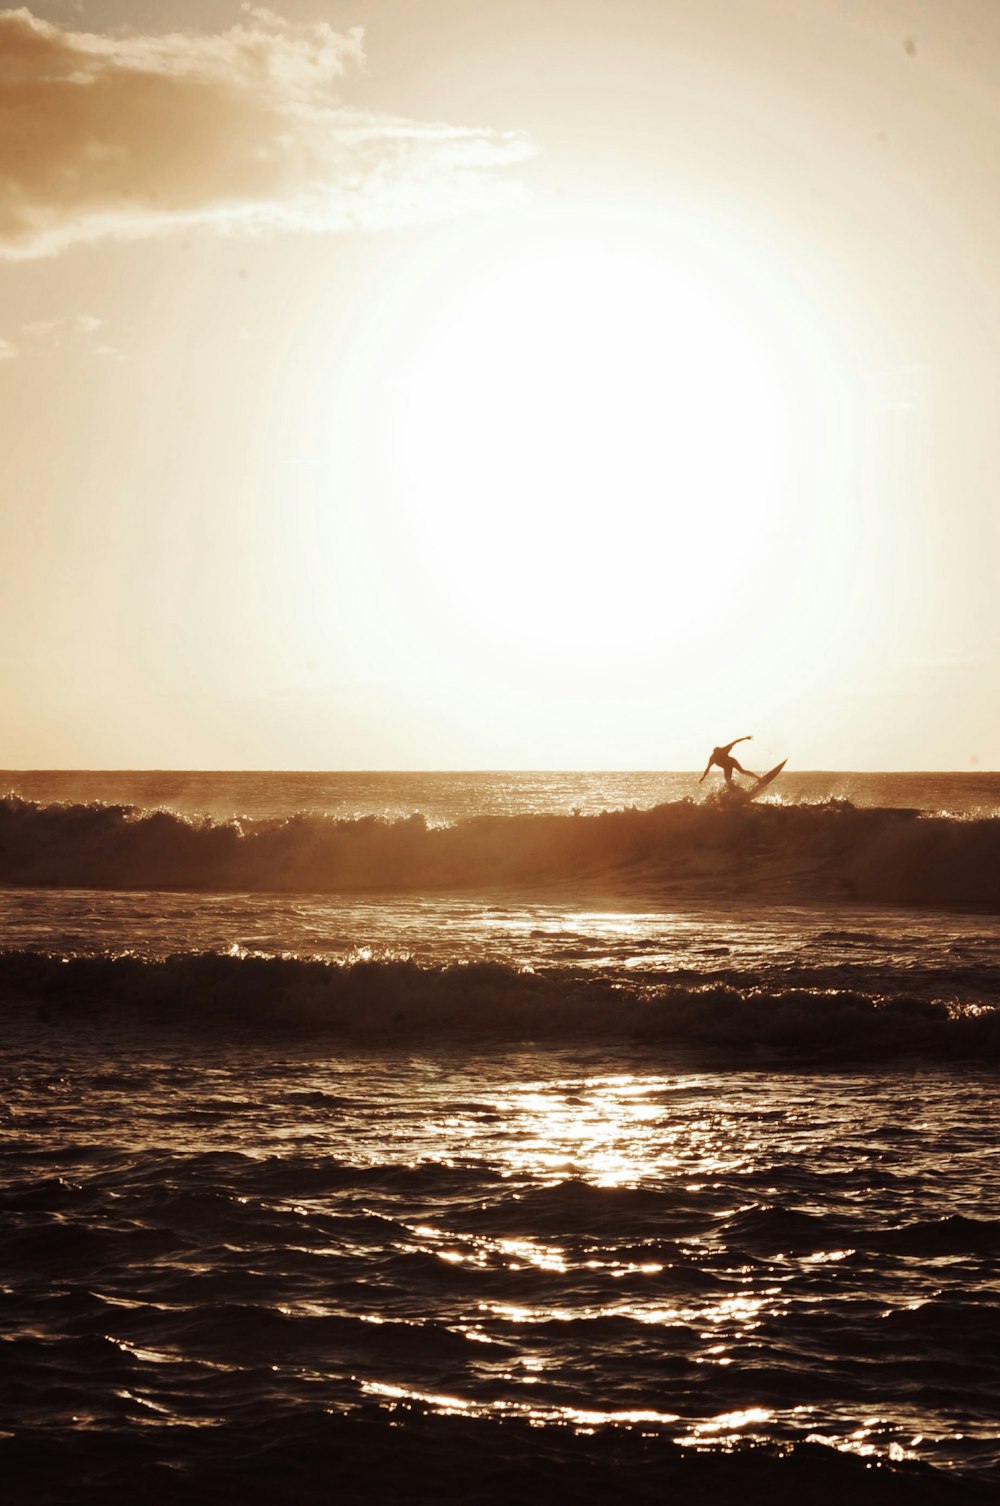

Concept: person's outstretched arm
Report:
left=698, top=760, right=713, bottom=783
left=722, top=735, right=752, bottom=753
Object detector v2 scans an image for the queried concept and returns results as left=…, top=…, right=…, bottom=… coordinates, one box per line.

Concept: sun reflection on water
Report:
left=493, top=1072, right=758, bottom=1186
left=676, top=1406, right=774, bottom=1447
left=359, top=1379, right=682, bottom=1432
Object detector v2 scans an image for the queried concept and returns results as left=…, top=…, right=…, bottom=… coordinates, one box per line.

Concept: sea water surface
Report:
left=2, top=771, right=999, bottom=1504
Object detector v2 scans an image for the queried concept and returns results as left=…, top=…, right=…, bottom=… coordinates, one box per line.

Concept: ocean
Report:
left=2, top=770, right=999, bottom=1505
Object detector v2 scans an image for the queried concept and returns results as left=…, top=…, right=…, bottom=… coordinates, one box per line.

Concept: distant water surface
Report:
left=2, top=768, right=998, bottom=820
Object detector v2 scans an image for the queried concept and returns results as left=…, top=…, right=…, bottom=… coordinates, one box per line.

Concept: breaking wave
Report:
left=4, top=949, right=999, bottom=1060
left=2, top=794, right=1000, bottom=909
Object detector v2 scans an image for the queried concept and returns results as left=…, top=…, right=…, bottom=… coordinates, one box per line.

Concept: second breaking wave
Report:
left=3, top=950, right=999, bottom=1061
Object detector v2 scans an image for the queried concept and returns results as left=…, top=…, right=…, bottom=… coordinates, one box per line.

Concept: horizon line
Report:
left=0, top=767, right=995, bottom=778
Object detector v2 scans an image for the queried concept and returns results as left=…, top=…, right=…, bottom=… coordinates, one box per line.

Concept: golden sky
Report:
left=1, top=0, right=998, bottom=769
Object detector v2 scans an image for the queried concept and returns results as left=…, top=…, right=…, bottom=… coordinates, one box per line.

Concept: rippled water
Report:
left=5, top=1037, right=999, bottom=1493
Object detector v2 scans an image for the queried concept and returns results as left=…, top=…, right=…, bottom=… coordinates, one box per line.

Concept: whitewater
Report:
left=2, top=771, right=999, bottom=1504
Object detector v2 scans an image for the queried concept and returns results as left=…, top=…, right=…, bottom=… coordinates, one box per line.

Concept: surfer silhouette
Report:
left=699, top=736, right=759, bottom=788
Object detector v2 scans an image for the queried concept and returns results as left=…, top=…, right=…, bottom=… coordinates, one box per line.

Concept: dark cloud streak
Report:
left=0, top=6, right=530, bottom=256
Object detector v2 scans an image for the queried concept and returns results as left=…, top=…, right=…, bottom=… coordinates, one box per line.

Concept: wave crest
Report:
left=1, top=794, right=999, bottom=909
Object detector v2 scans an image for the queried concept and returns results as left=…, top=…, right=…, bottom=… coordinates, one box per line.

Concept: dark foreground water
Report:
left=1, top=772, right=999, bottom=1503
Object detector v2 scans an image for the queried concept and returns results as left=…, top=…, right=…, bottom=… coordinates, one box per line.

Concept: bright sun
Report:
left=370, top=222, right=837, bottom=682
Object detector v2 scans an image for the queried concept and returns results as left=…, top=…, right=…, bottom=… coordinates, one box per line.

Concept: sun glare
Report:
left=375, top=225, right=819, bottom=678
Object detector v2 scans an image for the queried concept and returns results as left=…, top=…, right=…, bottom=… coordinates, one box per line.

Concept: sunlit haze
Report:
left=2, top=0, right=998, bottom=769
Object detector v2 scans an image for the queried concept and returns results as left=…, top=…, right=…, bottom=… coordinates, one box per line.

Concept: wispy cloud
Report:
left=22, top=313, right=99, bottom=342
left=0, top=5, right=532, bottom=258
left=2, top=312, right=124, bottom=357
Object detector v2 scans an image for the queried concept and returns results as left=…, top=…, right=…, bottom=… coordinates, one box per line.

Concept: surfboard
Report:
left=748, top=759, right=786, bottom=800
